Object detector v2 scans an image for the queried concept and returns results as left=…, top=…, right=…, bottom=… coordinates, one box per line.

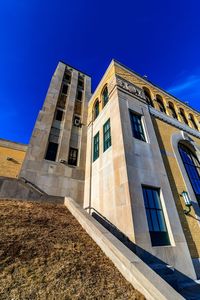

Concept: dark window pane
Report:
left=142, top=186, right=170, bottom=246
left=93, top=132, right=99, bottom=162
left=179, top=143, right=200, bottom=203
left=103, top=119, right=111, bottom=152
left=55, top=110, right=63, bottom=121
left=130, top=111, right=146, bottom=142
left=45, top=142, right=58, bottom=161
left=102, top=86, right=109, bottom=107
left=77, top=90, right=82, bottom=101
left=62, top=84, right=68, bottom=95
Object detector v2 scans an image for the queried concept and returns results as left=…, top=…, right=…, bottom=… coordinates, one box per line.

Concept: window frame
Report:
left=103, top=119, right=111, bottom=152
left=142, top=186, right=171, bottom=247
left=129, top=110, right=146, bottom=142
left=93, top=132, right=100, bottom=162
left=68, top=147, right=78, bottom=166
left=102, top=85, right=109, bottom=107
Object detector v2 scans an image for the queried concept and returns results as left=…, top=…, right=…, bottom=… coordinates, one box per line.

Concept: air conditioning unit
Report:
left=74, top=118, right=81, bottom=127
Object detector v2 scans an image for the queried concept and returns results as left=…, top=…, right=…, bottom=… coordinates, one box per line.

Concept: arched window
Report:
left=93, top=99, right=99, bottom=120
left=179, top=108, right=188, bottom=125
left=168, top=102, right=178, bottom=119
left=102, top=85, right=109, bottom=107
left=143, top=87, right=154, bottom=107
left=156, top=95, right=166, bottom=113
left=178, top=142, right=200, bottom=205
left=189, top=114, right=198, bottom=130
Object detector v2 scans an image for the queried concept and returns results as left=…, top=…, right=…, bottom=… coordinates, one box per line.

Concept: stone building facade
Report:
left=1, top=59, right=200, bottom=280
left=20, top=62, right=91, bottom=205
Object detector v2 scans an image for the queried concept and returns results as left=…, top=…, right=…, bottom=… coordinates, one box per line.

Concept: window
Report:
left=156, top=95, right=166, bottom=113
left=179, top=108, right=188, bottom=125
left=189, top=114, right=198, bottom=130
left=77, top=90, right=83, bottom=101
left=61, top=84, right=68, bottom=95
left=73, top=115, right=81, bottom=127
left=94, top=99, right=99, bottom=120
left=55, top=110, right=63, bottom=121
left=143, top=87, right=154, bottom=107
left=168, top=102, right=178, bottom=119
left=63, top=71, right=71, bottom=83
left=102, top=86, right=109, bottom=107
left=68, top=147, right=78, bottom=166
left=142, top=186, right=170, bottom=246
left=129, top=111, right=146, bottom=142
left=103, top=119, right=111, bottom=151
left=93, top=132, right=99, bottom=161
left=179, top=143, right=200, bottom=205
left=45, top=142, right=58, bottom=161
left=78, top=76, right=84, bottom=89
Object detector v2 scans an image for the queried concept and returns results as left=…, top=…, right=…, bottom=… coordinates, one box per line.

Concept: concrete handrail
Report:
left=64, top=197, right=184, bottom=300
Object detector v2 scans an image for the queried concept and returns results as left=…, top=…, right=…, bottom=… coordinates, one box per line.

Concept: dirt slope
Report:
left=0, top=199, right=145, bottom=300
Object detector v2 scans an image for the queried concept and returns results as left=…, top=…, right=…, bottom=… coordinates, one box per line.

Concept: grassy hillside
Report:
left=0, top=200, right=145, bottom=300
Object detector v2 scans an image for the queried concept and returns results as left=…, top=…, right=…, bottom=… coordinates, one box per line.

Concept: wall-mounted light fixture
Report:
left=181, top=191, right=192, bottom=215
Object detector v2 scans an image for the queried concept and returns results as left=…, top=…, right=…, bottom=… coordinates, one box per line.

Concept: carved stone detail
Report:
left=115, top=76, right=145, bottom=99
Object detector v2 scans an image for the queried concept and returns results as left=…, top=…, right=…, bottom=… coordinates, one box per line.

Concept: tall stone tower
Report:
left=20, top=62, right=91, bottom=205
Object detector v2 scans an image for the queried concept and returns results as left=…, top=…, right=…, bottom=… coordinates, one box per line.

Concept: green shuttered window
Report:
left=93, top=132, right=99, bottom=162
left=103, top=119, right=111, bottom=152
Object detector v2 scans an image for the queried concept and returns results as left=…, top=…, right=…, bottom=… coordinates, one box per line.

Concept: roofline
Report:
left=113, top=59, right=200, bottom=116
left=59, top=60, right=91, bottom=78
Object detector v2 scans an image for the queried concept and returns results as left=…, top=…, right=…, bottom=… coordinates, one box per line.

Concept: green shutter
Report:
left=103, top=119, right=111, bottom=152
left=93, top=132, right=99, bottom=161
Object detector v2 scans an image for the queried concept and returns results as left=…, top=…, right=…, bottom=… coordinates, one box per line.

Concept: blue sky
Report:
left=0, top=0, right=200, bottom=144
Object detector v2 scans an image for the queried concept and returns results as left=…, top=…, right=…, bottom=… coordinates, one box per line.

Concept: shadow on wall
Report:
left=91, top=211, right=200, bottom=299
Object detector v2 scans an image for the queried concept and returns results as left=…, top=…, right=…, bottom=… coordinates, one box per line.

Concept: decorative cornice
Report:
left=149, top=107, right=200, bottom=139
left=115, top=75, right=146, bottom=100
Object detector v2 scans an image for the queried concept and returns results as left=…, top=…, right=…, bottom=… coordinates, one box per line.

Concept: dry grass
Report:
left=0, top=199, right=145, bottom=300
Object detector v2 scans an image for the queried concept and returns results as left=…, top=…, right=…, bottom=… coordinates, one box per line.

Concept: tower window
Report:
left=68, top=147, right=78, bottom=166
left=142, top=186, right=170, bottom=246
left=93, top=132, right=99, bottom=161
left=78, top=76, right=84, bottom=89
left=55, top=110, right=63, bottom=121
left=77, top=90, right=83, bottom=101
left=63, top=71, right=71, bottom=83
left=45, top=142, right=58, bottom=161
left=61, top=84, right=68, bottom=95
left=103, top=119, right=111, bottom=152
left=129, top=110, right=146, bottom=142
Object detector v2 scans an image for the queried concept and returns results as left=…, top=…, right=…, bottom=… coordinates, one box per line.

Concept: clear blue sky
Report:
left=1, top=0, right=200, bottom=144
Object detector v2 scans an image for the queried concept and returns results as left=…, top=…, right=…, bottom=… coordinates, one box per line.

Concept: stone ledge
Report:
left=64, top=197, right=184, bottom=300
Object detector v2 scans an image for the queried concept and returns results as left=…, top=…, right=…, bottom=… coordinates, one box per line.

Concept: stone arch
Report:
left=171, top=131, right=200, bottom=219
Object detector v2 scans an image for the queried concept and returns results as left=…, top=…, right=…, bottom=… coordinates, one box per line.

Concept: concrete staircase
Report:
left=91, top=209, right=200, bottom=300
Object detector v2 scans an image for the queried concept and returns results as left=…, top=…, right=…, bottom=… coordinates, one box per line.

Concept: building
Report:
left=20, top=62, right=91, bottom=205
left=1, top=59, right=200, bottom=282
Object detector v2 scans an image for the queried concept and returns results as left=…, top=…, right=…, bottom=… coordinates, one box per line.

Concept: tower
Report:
left=20, top=62, right=91, bottom=205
